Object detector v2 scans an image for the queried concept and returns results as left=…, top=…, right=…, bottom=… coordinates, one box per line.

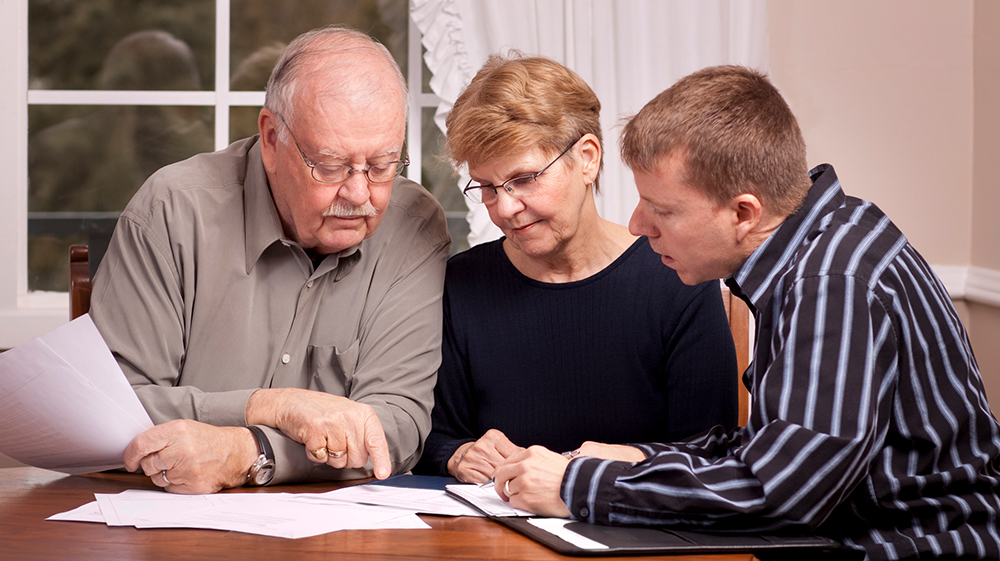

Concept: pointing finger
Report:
left=363, top=415, right=391, bottom=479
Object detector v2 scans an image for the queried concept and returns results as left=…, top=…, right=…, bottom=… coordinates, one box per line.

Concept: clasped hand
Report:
left=447, top=428, right=524, bottom=483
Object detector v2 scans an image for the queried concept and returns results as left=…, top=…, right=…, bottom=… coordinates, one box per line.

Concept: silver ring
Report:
left=161, top=470, right=170, bottom=485
left=327, top=448, right=344, bottom=458
left=504, top=479, right=511, bottom=497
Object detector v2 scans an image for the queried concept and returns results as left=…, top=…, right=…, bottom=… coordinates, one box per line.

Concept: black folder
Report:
left=492, top=516, right=856, bottom=559
left=444, top=481, right=857, bottom=558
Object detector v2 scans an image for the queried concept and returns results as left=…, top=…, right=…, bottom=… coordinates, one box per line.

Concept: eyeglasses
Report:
left=279, top=114, right=408, bottom=185
left=463, top=137, right=581, bottom=204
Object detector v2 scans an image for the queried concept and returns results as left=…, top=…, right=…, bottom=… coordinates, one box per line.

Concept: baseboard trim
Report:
left=934, top=265, right=1000, bottom=308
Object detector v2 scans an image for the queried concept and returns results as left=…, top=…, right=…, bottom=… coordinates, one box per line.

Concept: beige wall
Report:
left=973, top=0, right=1000, bottom=271
left=768, top=0, right=1000, bottom=407
left=769, top=0, right=973, bottom=265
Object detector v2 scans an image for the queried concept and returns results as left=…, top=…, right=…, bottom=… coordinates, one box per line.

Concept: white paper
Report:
left=46, top=500, right=106, bottom=523
left=324, top=484, right=482, bottom=517
left=445, top=483, right=534, bottom=517
left=527, top=518, right=610, bottom=550
left=0, top=315, right=154, bottom=473
left=67, top=489, right=429, bottom=538
left=95, top=489, right=258, bottom=527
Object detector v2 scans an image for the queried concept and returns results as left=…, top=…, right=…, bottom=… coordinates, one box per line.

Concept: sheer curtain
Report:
left=412, top=0, right=768, bottom=246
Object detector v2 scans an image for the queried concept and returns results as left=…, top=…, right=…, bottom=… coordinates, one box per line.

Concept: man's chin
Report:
left=311, top=231, right=366, bottom=255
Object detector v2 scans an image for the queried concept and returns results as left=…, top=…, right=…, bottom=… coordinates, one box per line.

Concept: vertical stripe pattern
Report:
left=560, top=165, right=1000, bottom=560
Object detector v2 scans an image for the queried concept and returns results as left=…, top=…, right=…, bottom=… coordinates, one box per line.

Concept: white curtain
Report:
left=412, top=0, right=768, bottom=247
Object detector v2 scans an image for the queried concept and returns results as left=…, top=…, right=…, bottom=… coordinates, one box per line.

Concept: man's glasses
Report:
left=279, top=114, right=408, bottom=185
left=463, top=137, right=581, bottom=204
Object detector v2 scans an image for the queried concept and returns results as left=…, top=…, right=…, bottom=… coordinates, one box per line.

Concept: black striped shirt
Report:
left=561, top=164, right=1000, bottom=560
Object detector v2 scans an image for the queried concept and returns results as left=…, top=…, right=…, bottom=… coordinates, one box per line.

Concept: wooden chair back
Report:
left=721, top=285, right=752, bottom=426
left=70, top=244, right=92, bottom=320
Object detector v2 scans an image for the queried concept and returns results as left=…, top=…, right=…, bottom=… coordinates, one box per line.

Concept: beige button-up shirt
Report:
left=90, top=137, right=450, bottom=483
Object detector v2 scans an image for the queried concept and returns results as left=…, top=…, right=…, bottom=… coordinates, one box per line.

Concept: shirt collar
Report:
left=244, top=137, right=286, bottom=273
left=726, top=164, right=845, bottom=311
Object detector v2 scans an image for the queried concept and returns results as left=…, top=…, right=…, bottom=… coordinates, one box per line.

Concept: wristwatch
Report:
left=246, top=425, right=276, bottom=486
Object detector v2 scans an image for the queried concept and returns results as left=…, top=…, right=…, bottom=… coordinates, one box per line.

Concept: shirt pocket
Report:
left=307, top=339, right=360, bottom=395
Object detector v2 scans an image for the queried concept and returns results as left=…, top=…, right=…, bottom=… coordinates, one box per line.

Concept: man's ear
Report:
left=731, top=193, right=764, bottom=243
left=258, top=108, right=280, bottom=174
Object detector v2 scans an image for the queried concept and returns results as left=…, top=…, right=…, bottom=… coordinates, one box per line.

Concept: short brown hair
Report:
left=620, top=66, right=809, bottom=216
left=445, top=53, right=604, bottom=192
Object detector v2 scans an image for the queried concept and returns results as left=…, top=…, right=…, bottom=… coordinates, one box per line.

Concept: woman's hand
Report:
left=447, top=429, right=524, bottom=483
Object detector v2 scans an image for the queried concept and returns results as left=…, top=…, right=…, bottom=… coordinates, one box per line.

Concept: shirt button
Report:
left=306, top=280, right=314, bottom=288
left=281, top=353, right=290, bottom=364
left=579, top=507, right=589, bottom=518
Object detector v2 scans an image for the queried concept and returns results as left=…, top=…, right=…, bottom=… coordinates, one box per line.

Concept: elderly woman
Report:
left=415, top=54, right=738, bottom=482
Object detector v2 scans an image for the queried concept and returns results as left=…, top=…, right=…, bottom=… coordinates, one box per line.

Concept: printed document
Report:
left=0, top=315, right=153, bottom=473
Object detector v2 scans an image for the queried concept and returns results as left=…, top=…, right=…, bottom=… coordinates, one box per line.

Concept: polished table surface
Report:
left=0, top=466, right=757, bottom=561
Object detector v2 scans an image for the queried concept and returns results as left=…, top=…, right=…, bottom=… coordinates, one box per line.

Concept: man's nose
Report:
left=337, top=172, right=372, bottom=205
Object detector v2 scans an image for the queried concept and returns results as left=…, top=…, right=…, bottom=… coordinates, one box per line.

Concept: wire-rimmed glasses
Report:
left=279, top=114, right=408, bottom=185
left=462, top=137, right=581, bottom=204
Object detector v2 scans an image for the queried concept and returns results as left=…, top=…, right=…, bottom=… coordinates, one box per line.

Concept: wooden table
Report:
left=0, top=466, right=757, bottom=561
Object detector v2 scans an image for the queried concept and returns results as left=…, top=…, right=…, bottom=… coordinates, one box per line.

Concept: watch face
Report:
left=254, top=461, right=276, bottom=485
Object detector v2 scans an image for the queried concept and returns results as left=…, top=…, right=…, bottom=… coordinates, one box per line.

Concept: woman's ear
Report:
left=577, top=133, right=602, bottom=184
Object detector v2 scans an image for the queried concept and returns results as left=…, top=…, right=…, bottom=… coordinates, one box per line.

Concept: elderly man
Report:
left=494, top=66, right=1000, bottom=560
left=89, top=26, right=450, bottom=494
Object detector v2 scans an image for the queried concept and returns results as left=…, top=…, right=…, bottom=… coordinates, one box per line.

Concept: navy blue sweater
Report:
left=415, top=237, right=738, bottom=475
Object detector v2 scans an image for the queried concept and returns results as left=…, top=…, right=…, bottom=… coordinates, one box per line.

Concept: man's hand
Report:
left=577, top=441, right=647, bottom=462
left=246, top=388, right=392, bottom=479
left=494, top=445, right=571, bottom=518
left=447, top=429, right=524, bottom=483
left=123, top=420, right=258, bottom=494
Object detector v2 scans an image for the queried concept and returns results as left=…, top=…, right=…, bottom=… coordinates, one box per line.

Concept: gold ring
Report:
left=327, top=448, right=344, bottom=458
left=504, top=479, right=511, bottom=497
left=311, top=448, right=327, bottom=459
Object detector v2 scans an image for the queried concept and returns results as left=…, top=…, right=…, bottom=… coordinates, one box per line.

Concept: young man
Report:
left=494, top=65, right=1000, bottom=560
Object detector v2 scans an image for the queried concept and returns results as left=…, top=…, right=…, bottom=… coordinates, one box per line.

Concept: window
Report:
left=2, top=0, right=465, bottom=347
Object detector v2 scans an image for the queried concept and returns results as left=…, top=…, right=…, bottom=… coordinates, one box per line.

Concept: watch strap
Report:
left=246, top=425, right=275, bottom=486
left=247, top=425, right=274, bottom=461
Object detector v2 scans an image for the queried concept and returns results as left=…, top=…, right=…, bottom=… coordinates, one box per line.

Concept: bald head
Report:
left=263, top=26, right=407, bottom=131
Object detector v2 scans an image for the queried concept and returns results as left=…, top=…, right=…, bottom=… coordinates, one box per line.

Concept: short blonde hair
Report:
left=620, top=66, right=810, bottom=217
left=445, top=53, right=604, bottom=192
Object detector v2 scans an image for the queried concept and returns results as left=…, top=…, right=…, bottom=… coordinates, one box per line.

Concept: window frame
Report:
left=0, top=0, right=440, bottom=348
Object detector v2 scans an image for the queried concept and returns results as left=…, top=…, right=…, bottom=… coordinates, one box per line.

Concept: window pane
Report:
left=420, top=107, right=469, bottom=254
left=29, top=1, right=214, bottom=91
left=231, top=105, right=262, bottom=145
left=28, top=105, right=214, bottom=291
left=230, top=0, right=408, bottom=91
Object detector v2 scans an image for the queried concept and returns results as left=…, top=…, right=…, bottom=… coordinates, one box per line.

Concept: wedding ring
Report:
left=504, top=479, right=511, bottom=497
left=160, top=470, right=170, bottom=485
left=327, top=448, right=344, bottom=458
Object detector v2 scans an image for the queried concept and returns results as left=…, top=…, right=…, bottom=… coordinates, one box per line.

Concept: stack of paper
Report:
left=49, top=489, right=429, bottom=538
left=0, top=315, right=153, bottom=473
